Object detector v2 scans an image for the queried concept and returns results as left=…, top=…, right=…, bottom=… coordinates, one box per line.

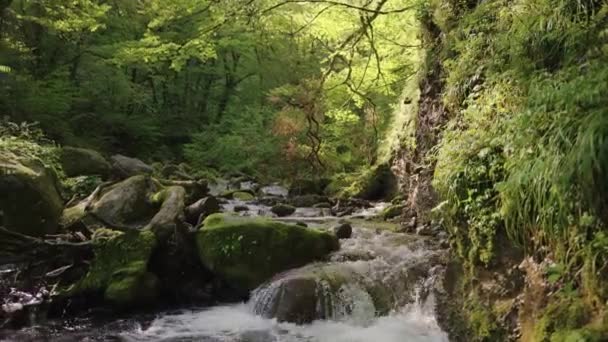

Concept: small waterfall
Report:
left=249, top=227, right=447, bottom=326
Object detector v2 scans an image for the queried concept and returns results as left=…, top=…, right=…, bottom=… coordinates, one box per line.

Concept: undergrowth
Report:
left=429, top=0, right=608, bottom=339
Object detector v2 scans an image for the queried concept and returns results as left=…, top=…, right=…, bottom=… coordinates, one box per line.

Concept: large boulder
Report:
left=251, top=264, right=393, bottom=324
left=0, top=153, right=63, bottom=237
left=110, top=154, right=154, bottom=179
left=89, top=175, right=159, bottom=229
left=59, top=147, right=111, bottom=178
left=196, top=214, right=339, bottom=293
left=69, top=229, right=159, bottom=308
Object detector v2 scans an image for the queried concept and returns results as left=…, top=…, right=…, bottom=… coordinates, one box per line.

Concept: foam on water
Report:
left=121, top=302, right=448, bottom=342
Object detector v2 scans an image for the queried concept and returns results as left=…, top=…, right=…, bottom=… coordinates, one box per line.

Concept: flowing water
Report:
left=1, top=190, right=449, bottom=341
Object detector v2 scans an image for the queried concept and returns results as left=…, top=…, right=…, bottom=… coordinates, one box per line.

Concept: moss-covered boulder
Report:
left=271, top=204, right=296, bottom=217
left=69, top=229, right=159, bottom=308
left=89, top=175, right=159, bottom=228
left=0, top=153, right=63, bottom=237
left=60, top=147, right=111, bottom=178
left=196, top=214, right=339, bottom=293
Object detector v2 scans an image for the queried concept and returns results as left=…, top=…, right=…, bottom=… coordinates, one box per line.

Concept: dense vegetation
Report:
left=0, top=0, right=418, bottom=180
left=2, top=0, right=608, bottom=340
left=426, top=0, right=608, bottom=340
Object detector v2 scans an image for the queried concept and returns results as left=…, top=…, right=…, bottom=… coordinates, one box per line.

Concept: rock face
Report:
left=60, top=147, right=111, bottom=178
left=110, top=154, right=154, bottom=179
left=0, top=153, right=63, bottom=237
left=89, top=175, right=159, bottom=229
left=70, top=229, right=159, bottom=308
left=271, top=204, right=296, bottom=217
left=196, top=214, right=339, bottom=293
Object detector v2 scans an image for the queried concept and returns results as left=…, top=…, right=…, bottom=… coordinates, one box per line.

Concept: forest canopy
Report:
left=0, top=0, right=419, bottom=179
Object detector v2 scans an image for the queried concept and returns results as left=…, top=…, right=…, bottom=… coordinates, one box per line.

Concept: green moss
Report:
left=104, top=261, right=160, bottom=307
left=534, top=293, right=592, bottom=342
left=381, top=204, right=405, bottom=220
left=232, top=191, right=255, bottom=201
left=70, top=229, right=157, bottom=304
left=196, top=214, right=339, bottom=292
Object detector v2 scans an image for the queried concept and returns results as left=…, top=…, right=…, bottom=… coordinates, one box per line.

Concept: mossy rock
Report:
left=382, top=204, right=405, bottom=220
left=89, top=175, right=159, bottom=228
left=0, top=153, right=63, bottom=237
left=232, top=191, right=255, bottom=201
left=196, top=214, right=339, bottom=293
left=271, top=204, right=296, bottom=217
left=104, top=261, right=160, bottom=307
left=70, top=229, right=158, bottom=307
left=290, top=194, right=329, bottom=208
left=60, top=147, right=111, bottom=178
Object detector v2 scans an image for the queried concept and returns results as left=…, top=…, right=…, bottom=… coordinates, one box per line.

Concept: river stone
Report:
left=270, top=204, right=296, bottom=217
left=185, top=196, right=220, bottom=225
left=89, top=175, right=159, bottom=228
left=60, top=147, right=111, bottom=178
left=333, top=223, right=353, bottom=239
left=110, top=154, right=154, bottom=179
left=0, top=153, right=63, bottom=237
left=251, top=264, right=392, bottom=324
left=234, top=205, right=249, bottom=212
left=196, top=214, right=339, bottom=293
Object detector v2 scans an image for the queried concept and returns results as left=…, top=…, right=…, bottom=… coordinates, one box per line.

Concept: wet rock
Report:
left=271, top=204, right=296, bottom=217
left=333, top=223, right=353, bottom=239
left=290, top=194, right=329, bottom=208
left=312, top=202, right=332, bottom=208
left=234, top=205, right=249, bottom=212
left=60, top=147, right=111, bottom=178
left=0, top=153, right=63, bottom=237
left=256, top=196, right=281, bottom=206
left=89, top=175, right=159, bottom=229
left=196, top=214, right=339, bottom=293
left=251, top=264, right=393, bottom=324
left=110, top=154, right=154, bottom=179
left=185, top=196, right=221, bottom=225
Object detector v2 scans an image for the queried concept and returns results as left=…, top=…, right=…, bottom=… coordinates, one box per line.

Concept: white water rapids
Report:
left=119, top=204, right=449, bottom=342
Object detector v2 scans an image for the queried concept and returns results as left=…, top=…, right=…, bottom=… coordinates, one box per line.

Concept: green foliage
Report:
left=432, top=0, right=608, bottom=337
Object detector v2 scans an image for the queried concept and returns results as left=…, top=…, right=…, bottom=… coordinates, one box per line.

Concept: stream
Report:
left=0, top=184, right=449, bottom=342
